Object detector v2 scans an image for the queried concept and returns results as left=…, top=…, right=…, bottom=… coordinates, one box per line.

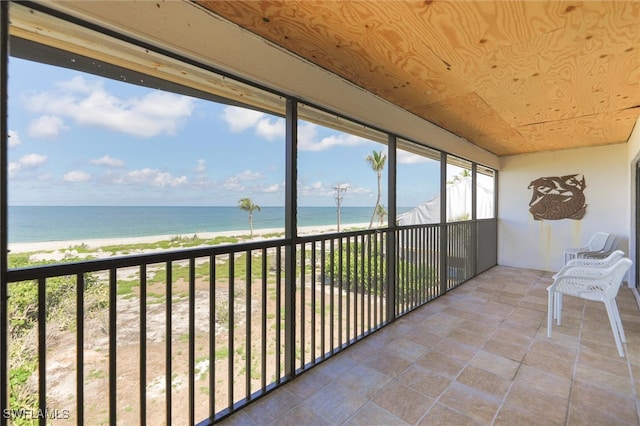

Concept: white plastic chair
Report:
left=547, top=257, right=632, bottom=357
left=563, top=232, right=610, bottom=264
left=553, top=249, right=625, bottom=279
left=551, top=250, right=625, bottom=325
left=580, top=234, right=619, bottom=259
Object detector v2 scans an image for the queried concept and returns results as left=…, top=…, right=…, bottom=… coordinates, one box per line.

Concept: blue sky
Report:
left=8, top=57, right=442, bottom=207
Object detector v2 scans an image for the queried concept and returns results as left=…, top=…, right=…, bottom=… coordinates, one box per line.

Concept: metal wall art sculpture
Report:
left=528, top=174, right=587, bottom=220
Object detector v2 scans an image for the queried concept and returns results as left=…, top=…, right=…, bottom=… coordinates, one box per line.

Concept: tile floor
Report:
left=219, top=266, right=640, bottom=425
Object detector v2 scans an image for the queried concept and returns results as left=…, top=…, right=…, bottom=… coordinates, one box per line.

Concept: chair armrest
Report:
left=548, top=273, right=609, bottom=298
left=553, top=265, right=609, bottom=280
left=553, top=250, right=625, bottom=278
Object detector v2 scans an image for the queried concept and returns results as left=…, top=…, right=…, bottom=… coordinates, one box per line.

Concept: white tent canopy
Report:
left=397, top=176, right=494, bottom=225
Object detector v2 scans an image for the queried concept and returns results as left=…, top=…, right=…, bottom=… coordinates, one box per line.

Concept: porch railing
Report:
left=1, top=220, right=494, bottom=425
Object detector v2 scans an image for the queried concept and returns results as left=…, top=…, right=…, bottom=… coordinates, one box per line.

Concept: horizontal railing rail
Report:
left=7, top=238, right=292, bottom=281
left=2, top=220, right=495, bottom=425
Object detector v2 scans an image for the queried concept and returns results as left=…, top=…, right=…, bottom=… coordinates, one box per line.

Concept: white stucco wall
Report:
left=498, top=144, right=629, bottom=273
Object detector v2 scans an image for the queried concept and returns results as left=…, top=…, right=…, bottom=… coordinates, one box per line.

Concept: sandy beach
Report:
left=9, top=222, right=373, bottom=254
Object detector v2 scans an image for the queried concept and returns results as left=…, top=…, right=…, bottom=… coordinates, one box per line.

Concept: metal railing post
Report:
left=386, top=135, right=397, bottom=321
left=284, top=98, right=298, bottom=378
left=471, top=163, right=478, bottom=277
left=0, top=2, right=9, bottom=423
left=440, top=152, right=448, bottom=294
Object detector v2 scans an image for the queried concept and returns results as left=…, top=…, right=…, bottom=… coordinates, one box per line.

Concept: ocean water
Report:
left=8, top=206, right=409, bottom=243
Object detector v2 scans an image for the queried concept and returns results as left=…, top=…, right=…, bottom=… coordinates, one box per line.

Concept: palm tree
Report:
left=366, top=150, right=387, bottom=228
left=448, top=169, right=471, bottom=184
left=238, top=197, right=261, bottom=238
left=375, top=205, right=387, bottom=226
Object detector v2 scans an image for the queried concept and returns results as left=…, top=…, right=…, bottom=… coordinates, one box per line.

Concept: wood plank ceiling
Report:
left=196, top=0, right=640, bottom=156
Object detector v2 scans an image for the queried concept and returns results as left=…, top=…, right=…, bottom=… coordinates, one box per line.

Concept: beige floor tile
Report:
left=574, top=364, right=633, bottom=397
left=218, top=410, right=260, bottom=426
left=417, top=402, right=481, bottom=426
left=342, top=337, right=383, bottom=363
left=503, top=381, right=568, bottom=424
left=431, top=337, right=479, bottom=361
left=522, top=348, right=575, bottom=379
left=362, top=351, right=412, bottom=377
left=386, top=335, right=430, bottom=361
left=570, top=380, right=639, bottom=424
left=284, top=367, right=332, bottom=400
left=567, top=403, right=638, bottom=426
left=269, top=404, right=332, bottom=426
left=243, top=388, right=301, bottom=424
left=577, top=348, right=630, bottom=377
left=416, top=350, right=466, bottom=379
left=398, top=364, right=451, bottom=398
left=344, top=402, right=408, bottom=426
left=447, top=327, right=492, bottom=348
left=403, top=327, right=442, bottom=348
left=514, top=364, right=572, bottom=399
left=455, top=364, right=511, bottom=399
left=372, top=381, right=435, bottom=424
left=494, top=404, right=564, bottom=426
left=437, top=382, right=500, bottom=424
left=482, top=337, right=529, bottom=362
left=218, top=266, right=640, bottom=426
left=313, top=353, right=359, bottom=380
left=335, top=363, right=392, bottom=399
left=304, top=382, right=369, bottom=424
left=469, top=350, right=520, bottom=380
left=528, top=338, right=578, bottom=360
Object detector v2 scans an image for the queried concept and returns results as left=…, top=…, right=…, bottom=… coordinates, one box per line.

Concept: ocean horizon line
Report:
left=9, top=205, right=410, bottom=244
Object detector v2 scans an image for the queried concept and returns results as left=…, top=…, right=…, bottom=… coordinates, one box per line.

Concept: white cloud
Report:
left=90, top=155, right=125, bottom=168
left=153, top=172, right=188, bottom=187
left=9, top=153, right=47, bottom=176
left=57, top=75, right=95, bottom=93
left=112, top=168, right=188, bottom=187
left=298, top=180, right=371, bottom=199
left=28, top=115, right=68, bottom=138
left=235, top=170, right=262, bottom=181
left=63, top=170, right=91, bottom=182
left=397, top=150, right=430, bottom=164
left=299, top=181, right=343, bottom=197
left=255, top=117, right=285, bottom=140
left=223, top=169, right=263, bottom=191
left=222, top=107, right=263, bottom=132
left=221, top=106, right=375, bottom=149
left=196, top=159, right=207, bottom=174
left=298, top=122, right=369, bottom=151
left=221, top=106, right=284, bottom=141
left=263, top=183, right=280, bottom=193
left=8, top=130, right=22, bottom=148
left=192, top=159, right=212, bottom=188
left=25, top=76, right=194, bottom=137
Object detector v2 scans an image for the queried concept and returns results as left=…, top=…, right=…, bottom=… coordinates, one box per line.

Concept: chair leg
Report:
left=556, top=293, right=563, bottom=325
left=604, top=300, right=625, bottom=357
left=547, top=289, right=554, bottom=338
left=611, top=299, right=627, bottom=343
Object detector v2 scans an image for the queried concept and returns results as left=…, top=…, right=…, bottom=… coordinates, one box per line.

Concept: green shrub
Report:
left=322, top=240, right=437, bottom=302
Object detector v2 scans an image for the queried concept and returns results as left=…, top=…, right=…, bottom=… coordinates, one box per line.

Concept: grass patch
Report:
left=215, top=347, right=229, bottom=360
left=87, top=369, right=107, bottom=380
left=117, top=280, right=139, bottom=296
